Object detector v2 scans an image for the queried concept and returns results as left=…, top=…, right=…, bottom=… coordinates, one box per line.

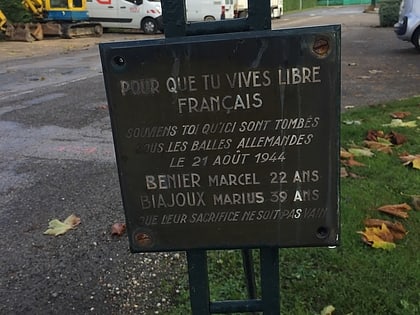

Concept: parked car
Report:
left=394, top=0, right=420, bottom=51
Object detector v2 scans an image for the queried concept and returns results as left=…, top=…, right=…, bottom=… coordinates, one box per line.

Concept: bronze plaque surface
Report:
left=100, top=25, right=341, bottom=252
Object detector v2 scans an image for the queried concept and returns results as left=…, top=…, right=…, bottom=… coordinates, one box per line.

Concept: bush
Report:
left=379, top=0, right=401, bottom=27
left=0, top=0, right=32, bottom=23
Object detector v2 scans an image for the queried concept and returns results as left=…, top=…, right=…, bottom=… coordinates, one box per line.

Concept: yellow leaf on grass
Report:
left=413, top=158, right=420, bottom=170
left=358, top=224, right=396, bottom=250
left=44, top=214, right=81, bottom=236
left=377, top=137, right=393, bottom=145
left=320, top=305, right=336, bottom=315
left=348, top=147, right=374, bottom=157
left=399, top=153, right=420, bottom=169
left=364, top=218, right=407, bottom=240
left=382, top=119, right=417, bottom=128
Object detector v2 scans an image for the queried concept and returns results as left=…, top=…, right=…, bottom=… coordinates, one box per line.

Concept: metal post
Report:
left=242, top=249, right=257, bottom=301
left=260, top=248, right=280, bottom=315
left=248, top=0, right=271, bottom=31
left=187, top=250, right=211, bottom=315
left=163, top=0, right=278, bottom=313
left=161, top=0, right=271, bottom=38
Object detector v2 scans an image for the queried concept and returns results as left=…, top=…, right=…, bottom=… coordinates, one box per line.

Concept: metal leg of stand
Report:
left=187, top=248, right=279, bottom=315
left=260, top=247, right=280, bottom=315
left=242, top=249, right=257, bottom=300
left=187, top=250, right=210, bottom=315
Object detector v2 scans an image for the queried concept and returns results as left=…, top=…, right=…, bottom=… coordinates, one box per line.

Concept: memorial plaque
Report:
left=100, top=25, right=341, bottom=252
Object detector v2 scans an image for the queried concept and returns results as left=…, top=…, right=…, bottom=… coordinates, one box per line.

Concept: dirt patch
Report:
left=2, top=12, right=419, bottom=108
left=0, top=33, right=161, bottom=62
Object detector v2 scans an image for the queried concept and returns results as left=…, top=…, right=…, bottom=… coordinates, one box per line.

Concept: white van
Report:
left=186, top=0, right=235, bottom=22
left=86, top=0, right=163, bottom=34
left=234, top=0, right=283, bottom=19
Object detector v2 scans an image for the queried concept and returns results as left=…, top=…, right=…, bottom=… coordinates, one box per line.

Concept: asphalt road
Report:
left=275, top=7, right=420, bottom=107
left=0, top=5, right=419, bottom=315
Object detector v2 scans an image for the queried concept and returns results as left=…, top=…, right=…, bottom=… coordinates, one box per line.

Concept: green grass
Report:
left=166, top=97, right=420, bottom=315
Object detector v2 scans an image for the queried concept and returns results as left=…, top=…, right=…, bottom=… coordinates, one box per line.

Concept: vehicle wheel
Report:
left=239, top=11, right=247, bottom=18
left=141, top=18, right=157, bottom=35
left=411, top=27, right=420, bottom=51
left=204, top=16, right=216, bottom=22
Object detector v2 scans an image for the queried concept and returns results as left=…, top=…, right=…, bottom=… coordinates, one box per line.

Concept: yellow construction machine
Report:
left=0, top=9, right=7, bottom=31
left=1, top=0, right=102, bottom=41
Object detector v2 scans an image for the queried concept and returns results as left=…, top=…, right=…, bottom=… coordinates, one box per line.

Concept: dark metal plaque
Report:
left=100, top=25, right=341, bottom=252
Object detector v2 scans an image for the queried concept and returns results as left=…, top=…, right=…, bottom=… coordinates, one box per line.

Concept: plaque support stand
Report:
left=187, top=248, right=280, bottom=314
left=163, top=1, right=279, bottom=313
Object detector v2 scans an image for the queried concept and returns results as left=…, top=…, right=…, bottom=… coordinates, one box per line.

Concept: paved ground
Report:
left=275, top=6, right=420, bottom=108
left=0, top=6, right=419, bottom=108
left=0, top=5, right=419, bottom=315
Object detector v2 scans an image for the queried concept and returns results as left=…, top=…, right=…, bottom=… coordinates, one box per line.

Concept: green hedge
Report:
left=284, top=0, right=318, bottom=12
left=379, top=0, right=401, bottom=26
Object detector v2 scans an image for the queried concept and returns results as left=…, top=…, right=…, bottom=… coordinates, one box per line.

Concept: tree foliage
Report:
left=0, top=0, right=32, bottom=23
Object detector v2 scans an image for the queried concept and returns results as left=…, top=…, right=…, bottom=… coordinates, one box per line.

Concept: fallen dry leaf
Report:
left=341, top=158, right=366, bottom=167
left=111, top=222, right=126, bottom=236
left=364, top=218, right=407, bottom=240
left=377, top=203, right=412, bottom=219
left=348, top=171, right=364, bottom=179
left=363, top=140, right=392, bottom=154
left=399, top=153, right=420, bottom=170
left=365, top=130, right=406, bottom=147
left=357, top=223, right=396, bottom=250
left=44, top=214, right=81, bottom=236
left=340, top=148, right=354, bottom=159
left=386, top=131, right=407, bottom=145
left=366, top=129, right=385, bottom=141
left=383, top=119, right=417, bottom=128
left=96, top=104, right=108, bottom=110
left=340, top=148, right=366, bottom=167
left=390, top=111, right=411, bottom=119
left=348, top=147, right=374, bottom=157
left=340, top=167, right=363, bottom=178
